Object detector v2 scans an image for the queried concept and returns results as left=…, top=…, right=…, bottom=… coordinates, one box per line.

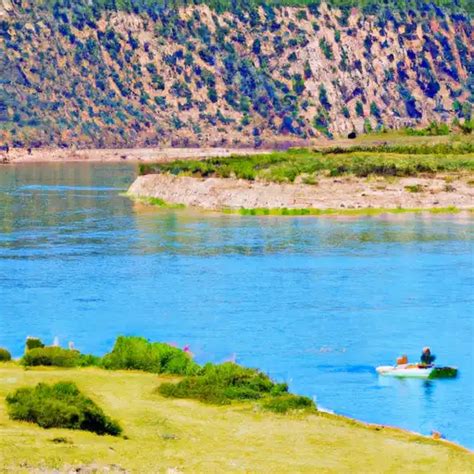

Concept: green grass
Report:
left=1, top=365, right=473, bottom=472
left=139, top=144, right=474, bottom=183
left=223, top=207, right=464, bottom=217
left=10, top=336, right=314, bottom=413
left=127, top=195, right=186, bottom=209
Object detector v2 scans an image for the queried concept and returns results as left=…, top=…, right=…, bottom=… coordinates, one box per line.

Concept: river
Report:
left=0, top=162, right=473, bottom=448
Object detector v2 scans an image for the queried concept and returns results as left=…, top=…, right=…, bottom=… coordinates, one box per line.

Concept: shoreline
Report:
left=1, top=134, right=463, bottom=164
left=131, top=195, right=474, bottom=219
left=1, top=361, right=472, bottom=452
left=128, top=173, right=474, bottom=213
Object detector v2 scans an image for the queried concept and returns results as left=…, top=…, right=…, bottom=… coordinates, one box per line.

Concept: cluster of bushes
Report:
left=4, top=335, right=315, bottom=415
left=404, top=121, right=450, bottom=136
left=0, top=348, right=12, bottom=362
left=320, top=142, right=474, bottom=155
left=101, top=336, right=199, bottom=375
left=139, top=144, right=474, bottom=182
left=39, top=1, right=471, bottom=18
left=16, top=336, right=197, bottom=375
left=21, top=346, right=101, bottom=368
left=6, top=382, right=122, bottom=436
left=158, top=362, right=316, bottom=413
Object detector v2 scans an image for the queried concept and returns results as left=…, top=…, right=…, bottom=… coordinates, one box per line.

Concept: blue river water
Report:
left=0, top=163, right=473, bottom=448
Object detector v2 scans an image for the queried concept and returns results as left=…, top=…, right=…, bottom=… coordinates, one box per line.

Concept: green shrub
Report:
left=78, top=354, right=102, bottom=367
left=319, top=38, right=333, bottom=60
left=405, top=184, right=424, bottom=193
left=25, top=337, right=44, bottom=351
left=158, top=362, right=288, bottom=405
left=405, top=121, right=450, bottom=136
left=21, top=347, right=82, bottom=367
left=0, top=348, right=12, bottom=362
left=262, top=394, right=316, bottom=413
left=6, top=382, right=121, bottom=436
left=101, top=336, right=199, bottom=375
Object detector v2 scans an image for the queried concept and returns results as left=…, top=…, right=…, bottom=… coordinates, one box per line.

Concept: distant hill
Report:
left=0, top=0, right=472, bottom=148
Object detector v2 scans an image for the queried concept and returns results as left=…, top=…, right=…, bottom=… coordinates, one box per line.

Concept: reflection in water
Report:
left=0, top=163, right=473, bottom=449
left=423, top=380, right=435, bottom=402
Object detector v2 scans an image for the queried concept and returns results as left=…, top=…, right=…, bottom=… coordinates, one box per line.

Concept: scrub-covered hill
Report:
left=0, top=0, right=472, bottom=148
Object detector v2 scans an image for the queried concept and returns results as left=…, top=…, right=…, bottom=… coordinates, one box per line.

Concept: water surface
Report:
left=0, top=163, right=473, bottom=448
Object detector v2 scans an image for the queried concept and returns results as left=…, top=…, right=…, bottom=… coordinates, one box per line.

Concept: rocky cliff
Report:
left=0, top=1, right=472, bottom=148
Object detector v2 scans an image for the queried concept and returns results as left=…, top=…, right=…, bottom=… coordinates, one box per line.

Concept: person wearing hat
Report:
left=420, top=347, right=436, bottom=366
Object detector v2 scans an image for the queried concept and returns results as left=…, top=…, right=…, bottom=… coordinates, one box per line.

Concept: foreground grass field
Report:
left=0, top=365, right=472, bottom=473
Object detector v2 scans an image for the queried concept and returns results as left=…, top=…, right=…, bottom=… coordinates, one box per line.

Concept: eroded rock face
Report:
left=0, top=2, right=472, bottom=147
left=0, top=0, right=14, bottom=14
left=128, top=174, right=474, bottom=211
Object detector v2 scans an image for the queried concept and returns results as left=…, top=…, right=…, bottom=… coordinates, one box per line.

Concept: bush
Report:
left=6, top=382, right=121, bottom=436
left=405, top=184, right=424, bottom=193
left=21, top=347, right=82, bottom=367
left=25, top=337, right=44, bottom=351
left=405, top=121, right=450, bottom=136
left=101, top=336, right=199, bottom=375
left=262, top=394, right=316, bottom=413
left=158, top=362, right=288, bottom=405
left=0, top=348, right=12, bottom=362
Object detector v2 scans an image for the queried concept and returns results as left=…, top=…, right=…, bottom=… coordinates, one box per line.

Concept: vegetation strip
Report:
left=225, top=207, right=468, bottom=216
left=140, top=145, right=474, bottom=183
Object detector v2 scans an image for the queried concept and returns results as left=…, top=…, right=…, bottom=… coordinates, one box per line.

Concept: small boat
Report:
left=376, top=364, right=458, bottom=379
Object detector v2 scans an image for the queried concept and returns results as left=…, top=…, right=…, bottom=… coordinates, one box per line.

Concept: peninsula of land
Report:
left=128, top=138, right=474, bottom=214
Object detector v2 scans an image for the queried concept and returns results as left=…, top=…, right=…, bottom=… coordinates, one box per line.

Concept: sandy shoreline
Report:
left=128, top=173, right=474, bottom=211
left=1, top=146, right=271, bottom=164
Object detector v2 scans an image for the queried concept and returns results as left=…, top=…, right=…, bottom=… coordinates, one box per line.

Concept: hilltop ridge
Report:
left=0, top=0, right=472, bottom=148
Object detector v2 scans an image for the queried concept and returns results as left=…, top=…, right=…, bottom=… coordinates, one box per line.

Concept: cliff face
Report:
left=0, top=1, right=472, bottom=148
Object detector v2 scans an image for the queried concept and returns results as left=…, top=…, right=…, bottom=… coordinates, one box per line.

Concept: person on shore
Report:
left=420, top=347, right=436, bottom=366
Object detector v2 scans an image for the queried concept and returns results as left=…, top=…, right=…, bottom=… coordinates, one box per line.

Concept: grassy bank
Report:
left=139, top=142, right=474, bottom=183
left=1, top=364, right=473, bottom=473
left=225, top=207, right=469, bottom=217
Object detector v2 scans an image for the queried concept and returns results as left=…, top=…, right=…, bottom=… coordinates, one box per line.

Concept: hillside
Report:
left=1, top=364, right=473, bottom=473
left=0, top=0, right=472, bottom=148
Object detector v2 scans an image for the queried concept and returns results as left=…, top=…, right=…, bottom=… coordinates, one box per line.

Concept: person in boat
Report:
left=396, top=354, right=408, bottom=366
left=420, top=347, right=436, bottom=366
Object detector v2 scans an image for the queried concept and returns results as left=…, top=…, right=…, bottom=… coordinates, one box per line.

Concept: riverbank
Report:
left=128, top=142, right=474, bottom=212
left=2, top=147, right=270, bottom=164
left=0, top=364, right=472, bottom=473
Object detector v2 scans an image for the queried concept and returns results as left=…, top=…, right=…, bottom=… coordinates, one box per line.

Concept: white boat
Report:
left=376, top=364, right=457, bottom=379
left=376, top=364, right=434, bottom=378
